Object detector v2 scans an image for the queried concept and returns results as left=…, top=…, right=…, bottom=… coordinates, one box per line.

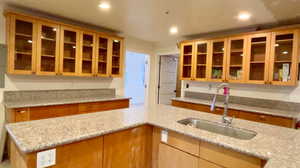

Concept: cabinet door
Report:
left=60, top=26, right=80, bottom=76
left=8, top=15, right=37, bottom=74
left=103, top=126, right=152, bottom=168
left=245, top=33, right=271, bottom=84
left=96, top=36, right=110, bottom=77
left=194, top=41, right=209, bottom=81
left=80, top=32, right=96, bottom=76
left=36, top=22, right=60, bottom=75
left=208, top=39, right=227, bottom=82
left=269, top=30, right=299, bottom=86
left=110, top=38, right=124, bottom=77
left=158, top=143, right=198, bottom=168
left=226, top=36, right=247, bottom=83
left=180, top=42, right=195, bottom=80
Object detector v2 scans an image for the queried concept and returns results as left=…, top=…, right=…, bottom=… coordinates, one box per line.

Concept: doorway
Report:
left=125, top=51, right=149, bottom=105
left=158, top=55, right=181, bottom=105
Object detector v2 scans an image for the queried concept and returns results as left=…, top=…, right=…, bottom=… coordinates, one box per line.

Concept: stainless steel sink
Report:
left=177, top=118, right=257, bottom=140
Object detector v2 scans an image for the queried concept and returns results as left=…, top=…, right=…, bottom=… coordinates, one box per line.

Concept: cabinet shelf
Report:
left=184, top=53, right=193, bottom=56
left=83, top=44, right=93, bottom=47
left=212, top=65, right=223, bottom=68
left=183, top=64, right=192, bottom=66
left=276, top=39, right=293, bottom=43
left=197, top=52, right=207, bottom=55
left=64, top=41, right=76, bottom=45
left=213, top=52, right=224, bottom=54
left=15, top=51, right=32, bottom=55
left=230, top=64, right=242, bottom=67
left=83, top=58, right=92, bottom=61
left=231, top=49, right=243, bottom=53
left=64, top=57, right=75, bottom=60
left=112, top=55, right=120, bottom=57
left=197, top=64, right=206, bottom=66
left=42, top=37, right=56, bottom=41
left=41, top=54, right=55, bottom=58
left=250, top=61, right=265, bottom=64
left=99, top=47, right=107, bottom=50
left=275, top=60, right=292, bottom=63
left=16, top=33, right=32, bottom=38
left=251, top=41, right=266, bottom=45
left=99, top=60, right=107, bottom=63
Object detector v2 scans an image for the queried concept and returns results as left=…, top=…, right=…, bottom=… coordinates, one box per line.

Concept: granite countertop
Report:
left=6, top=104, right=300, bottom=168
left=4, top=96, right=131, bottom=108
left=172, top=97, right=300, bottom=119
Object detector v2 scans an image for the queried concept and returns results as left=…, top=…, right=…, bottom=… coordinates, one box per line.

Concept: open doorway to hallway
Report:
left=125, top=51, right=149, bottom=105
left=157, top=55, right=181, bottom=105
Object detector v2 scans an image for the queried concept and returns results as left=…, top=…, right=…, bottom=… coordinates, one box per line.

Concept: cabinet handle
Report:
left=259, top=115, right=266, bottom=120
left=17, top=110, right=26, bottom=114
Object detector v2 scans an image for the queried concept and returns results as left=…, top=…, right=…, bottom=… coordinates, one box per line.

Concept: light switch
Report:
left=161, top=130, right=168, bottom=143
left=37, top=149, right=56, bottom=168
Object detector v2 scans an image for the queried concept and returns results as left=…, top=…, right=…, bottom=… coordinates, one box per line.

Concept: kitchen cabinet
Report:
left=7, top=15, right=37, bottom=75
left=209, top=39, right=227, bottom=82
left=36, top=22, right=60, bottom=75
left=194, top=41, right=209, bottom=81
left=7, top=99, right=130, bottom=123
left=180, top=42, right=195, bottom=80
left=179, top=27, right=300, bottom=86
left=5, top=11, right=124, bottom=78
left=171, top=100, right=296, bottom=128
left=269, top=30, right=299, bottom=86
left=103, top=125, right=152, bottom=168
left=79, top=31, right=96, bottom=76
left=226, top=36, right=247, bottom=83
left=245, top=33, right=271, bottom=84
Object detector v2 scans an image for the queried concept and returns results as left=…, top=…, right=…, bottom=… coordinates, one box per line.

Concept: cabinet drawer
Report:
left=172, top=100, right=210, bottom=112
left=199, top=141, right=263, bottom=168
left=14, top=108, right=30, bottom=122
left=161, top=129, right=200, bottom=156
left=29, top=104, right=79, bottom=120
left=239, top=111, right=295, bottom=128
left=78, top=99, right=129, bottom=113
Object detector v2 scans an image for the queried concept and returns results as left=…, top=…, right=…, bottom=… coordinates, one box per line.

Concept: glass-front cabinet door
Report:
left=209, top=39, right=227, bottom=82
left=111, top=38, right=123, bottom=77
left=8, top=16, right=37, bottom=74
left=80, top=32, right=96, bottom=76
left=60, top=26, right=79, bottom=75
left=246, top=33, right=271, bottom=84
left=180, top=42, right=195, bottom=80
left=194, top=41, right=209, bottom=81
left=226, top=37, right=247, bottom=83
left=36, top=22, right=59, bottom=75
left=269, top=30, right=299, bottom=86
left=96, top=36, right=109, bottom=77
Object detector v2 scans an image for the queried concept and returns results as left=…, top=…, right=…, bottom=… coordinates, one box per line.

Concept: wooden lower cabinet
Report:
left=158, top=143, right=199, bottom=168
left=11, top=137, right=103, bottom=168
left=172, top=100, right=295, bottom=128
left=7, top=99, right=130, bottom=123
left=198, top=158, right=222, bottom=168
left=103, top=125, right=153, bottom=168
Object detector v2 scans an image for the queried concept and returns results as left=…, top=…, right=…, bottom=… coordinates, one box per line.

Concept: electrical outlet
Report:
left=161, top=130, right=168, bottom=143
left=37, top=149, right=56, bottom=168
left=186, top=83, right=189, bottom=88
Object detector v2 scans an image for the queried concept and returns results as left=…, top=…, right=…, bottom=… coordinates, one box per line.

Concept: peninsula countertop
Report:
left=172, top=97, right=300, bottom=119
left=4, top=96, right=131, bottom=108
left=6, top=105, right=300, bottom=168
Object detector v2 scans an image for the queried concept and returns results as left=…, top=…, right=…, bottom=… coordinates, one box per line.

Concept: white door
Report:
left=158, top=55, right=179, bottom=105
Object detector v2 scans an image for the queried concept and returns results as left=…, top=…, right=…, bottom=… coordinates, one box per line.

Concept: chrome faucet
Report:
left=210, top=83, right=232, bottom=125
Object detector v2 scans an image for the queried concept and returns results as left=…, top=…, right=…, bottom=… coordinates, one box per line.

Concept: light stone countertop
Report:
left=4, top=96, right=131, bottom=108
left=6, top=104, right=300, bottom=168
left=172, top=97, right=300, bottom=119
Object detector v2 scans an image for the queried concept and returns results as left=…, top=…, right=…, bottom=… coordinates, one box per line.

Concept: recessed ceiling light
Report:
left=98, top=2, right=110, bottom=9
left=238, top=12, right=251, bottom=21
left=170, top=26, right=178, bottom=34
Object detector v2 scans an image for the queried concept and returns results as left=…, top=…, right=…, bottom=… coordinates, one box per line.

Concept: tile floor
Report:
left=0, top=160, right=10, bottom=168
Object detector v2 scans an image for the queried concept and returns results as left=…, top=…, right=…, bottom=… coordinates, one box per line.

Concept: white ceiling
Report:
left=3, top=0, right=300, bottom=42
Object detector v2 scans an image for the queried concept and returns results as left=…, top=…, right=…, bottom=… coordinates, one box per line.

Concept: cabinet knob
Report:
left=17, top=110, right=26, bottom=114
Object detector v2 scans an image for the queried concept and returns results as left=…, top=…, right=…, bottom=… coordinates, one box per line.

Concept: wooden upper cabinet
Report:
left=194, top=41, right=209, bottom=81
left=226, top=36, right=247, bottom=83
left=269, top=30, right=299, bottom=86
left=180, top=42, right=195, bottom=80
left=7, top=15, right=37, bottom=74
left=36, top=22, right=60, bottom=75
left=60, top=26, right=80, bottom=75
left=96, top=36, right=110, bottom=77
left=110, top=38, right=123, bottom=77
left=208, top=39, right=227, bottom=82
left=79, top=32, right=96, bottom=76
left=245, top=33, right=271, bottom=84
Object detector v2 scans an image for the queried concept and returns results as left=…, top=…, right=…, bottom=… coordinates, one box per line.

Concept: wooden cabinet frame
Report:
left=180, top=42, right=196, bottom=80
left=226, top=36, right=247, bottom=83
left=36, top=21, right=60, bottom=75
left=208, top=39, right=227, bottom=82
left=245, top=33, right=271, bottom=84
left=110, top=37, right=124, bottom=78
left=59, top=26, right=80, bottom=76
left=269, top=29, right=299, bottom=86
left=95, top=35, right=110, bottom=77
left=79, top=31, right=97, bottom=77
left=193, top=41, right=210, bottom=81
left=7, top=15, right=38, bottom=75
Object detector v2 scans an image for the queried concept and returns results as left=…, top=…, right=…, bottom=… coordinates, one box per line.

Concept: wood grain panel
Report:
left=14, top=108, right=30, bottom=122
left=78, top=99, right=129, bottom=113
left=198, top=158, right=223, bottom=168
left=103, top=125, right=153, bottom=168
left=199, top=141, right=263, bottom=168
left=29, top=104, right=79, bottom=121
left=158, top=143, right=198, bottom=168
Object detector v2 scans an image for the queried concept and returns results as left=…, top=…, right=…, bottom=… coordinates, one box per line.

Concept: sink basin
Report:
left=177, top=118, right=257, bottom=140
